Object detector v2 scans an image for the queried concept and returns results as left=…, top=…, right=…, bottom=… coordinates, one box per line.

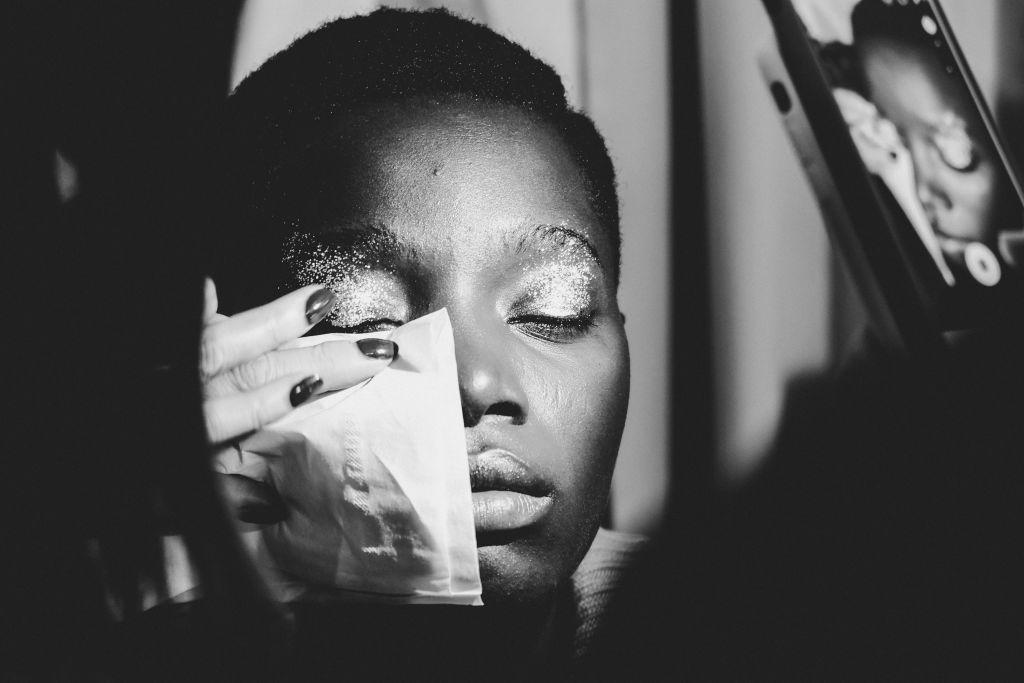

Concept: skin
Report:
left=278, top=100, right=630, bottom=606
left=199, top=281, right=399, bottom=524
left=859, top=39, right=1015, bottom=246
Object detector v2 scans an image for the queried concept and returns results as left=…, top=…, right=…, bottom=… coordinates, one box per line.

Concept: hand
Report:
left=201, top=278, right=398, bottom=523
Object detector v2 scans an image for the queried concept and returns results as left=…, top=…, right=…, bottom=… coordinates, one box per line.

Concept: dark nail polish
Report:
left=305, top=288, right=336, bottom=325
left=357, top=338, right=398, bottom=361
left=290, top=375, right=323, bottom=406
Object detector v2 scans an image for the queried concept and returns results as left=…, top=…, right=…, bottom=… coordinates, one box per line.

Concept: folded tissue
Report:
left=219, top=308, right=482, bottom=606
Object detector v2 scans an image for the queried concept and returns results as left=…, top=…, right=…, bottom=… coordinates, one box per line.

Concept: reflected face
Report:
left=279, top=102, right=629, bottom=605
left=860, top=40, right=1011, bottom=244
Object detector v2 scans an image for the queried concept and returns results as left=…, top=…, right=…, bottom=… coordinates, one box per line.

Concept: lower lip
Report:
left=471, top=490, right=552, bottom=533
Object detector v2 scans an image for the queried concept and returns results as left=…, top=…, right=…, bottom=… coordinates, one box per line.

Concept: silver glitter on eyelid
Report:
left=518, top=249, right=598, bottom=317
left=282, top=231, right=409, bottom=327
left=933, top=111, right=975, bottom=171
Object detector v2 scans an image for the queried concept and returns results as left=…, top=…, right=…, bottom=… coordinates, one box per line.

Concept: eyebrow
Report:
left=285, top=221, right=602, bottom=273
left=284, top=222, right=420, bottom=269
left=509, top=224, right=603, bottom=266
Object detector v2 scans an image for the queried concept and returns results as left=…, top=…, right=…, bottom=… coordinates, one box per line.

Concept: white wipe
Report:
left=221, top=309, right=482, bottom=605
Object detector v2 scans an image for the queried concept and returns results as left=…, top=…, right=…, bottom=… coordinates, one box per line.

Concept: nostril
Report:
left=485, top=400, right=525, bottom=425
left=462, top=401, right=526, bottom=427
left=457, top=359, right=530, bottom=427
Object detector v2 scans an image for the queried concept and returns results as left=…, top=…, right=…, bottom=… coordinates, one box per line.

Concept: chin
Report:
left=476, top=515, right=604, bottom=607
left=476, top=542, right=566, bottom=607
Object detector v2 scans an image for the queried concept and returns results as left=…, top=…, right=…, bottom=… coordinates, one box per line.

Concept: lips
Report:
left=467, top=449, right=553, bottom=536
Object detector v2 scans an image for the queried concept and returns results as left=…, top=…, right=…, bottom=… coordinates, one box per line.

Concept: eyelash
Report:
left=508, top=311, right=597, bottom=343
left=309, top=312, right=598, bottom=343
left=309, top=318, right=404, bottom=335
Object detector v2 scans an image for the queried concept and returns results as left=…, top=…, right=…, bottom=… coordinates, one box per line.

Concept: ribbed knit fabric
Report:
left=570, top=527, right=649, bottom=660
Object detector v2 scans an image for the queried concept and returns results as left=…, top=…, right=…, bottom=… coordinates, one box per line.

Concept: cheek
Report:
left=520, top=335, right=630, bottom=489
left=946, top=165, right=996, bottom=206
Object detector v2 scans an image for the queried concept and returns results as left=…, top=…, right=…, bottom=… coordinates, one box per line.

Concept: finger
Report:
left=200, top=285, right=336, bottom=378
left=217, top=473, right=286, bottom=525
left=204, top=279, right=228, bottom=325
left=204, top=338, right=399, bottom=398
left=205, top=373, right=322, bottom=444
left=203, top=277, right=220, bottom=323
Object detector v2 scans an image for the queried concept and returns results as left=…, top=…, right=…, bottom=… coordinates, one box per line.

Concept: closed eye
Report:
left=508, top=312, right=597, bottom=343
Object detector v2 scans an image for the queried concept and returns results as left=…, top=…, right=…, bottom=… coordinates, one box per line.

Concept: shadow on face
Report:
left=277, top=100, right=630, bottom=605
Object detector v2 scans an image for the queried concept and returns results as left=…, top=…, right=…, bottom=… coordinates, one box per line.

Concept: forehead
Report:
left=286, top=101, right=614, bottom=271
left=861, top=41, right=969, bottom=123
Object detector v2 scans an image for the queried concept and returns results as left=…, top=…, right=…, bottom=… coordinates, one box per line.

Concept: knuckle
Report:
left=199, top=333, right=225, bottom=378
left=264, top=312, right=295, bottom=349
left=202, top=374, right=226, bottom=399
left=232, top=354, right=276, bottom=391
left=310, top=343, right=339, bottom=373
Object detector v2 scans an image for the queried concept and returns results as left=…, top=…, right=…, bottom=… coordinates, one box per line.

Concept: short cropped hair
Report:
left=851, top=0, right=935, bottom=59
left=222, top=7, right=620, bottom=287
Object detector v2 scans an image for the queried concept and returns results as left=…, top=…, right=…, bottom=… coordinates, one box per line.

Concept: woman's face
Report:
left=860, top=40, right=1012, bottom=245
left=279, top=102, right=629, bottom=605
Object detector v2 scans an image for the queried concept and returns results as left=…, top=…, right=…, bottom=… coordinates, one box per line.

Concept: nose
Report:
left=917, top=174, right=951, bottom=214
left=455, top=325, right=529, bottom=428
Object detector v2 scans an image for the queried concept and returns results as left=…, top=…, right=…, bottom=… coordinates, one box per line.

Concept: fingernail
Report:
left=290, top=374, right=323, bottom=406
left=305, top=288, right=336, bottom=325
left=357, top=338, right=398, bottom=361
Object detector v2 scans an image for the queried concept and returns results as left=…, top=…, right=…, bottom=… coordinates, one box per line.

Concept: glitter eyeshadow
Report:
left=282, top=230, right=409, bottom=328
left=517, top=241, right=598, bottom=317
left=330, top=272, right=407, bottom=328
